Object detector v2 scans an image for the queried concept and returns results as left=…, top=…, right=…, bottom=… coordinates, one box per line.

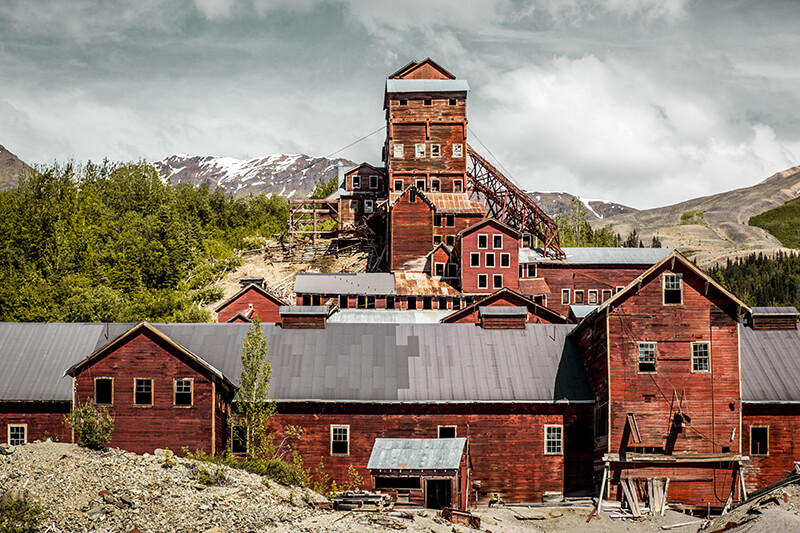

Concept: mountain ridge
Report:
left=0, top=144, right=32, bottom=191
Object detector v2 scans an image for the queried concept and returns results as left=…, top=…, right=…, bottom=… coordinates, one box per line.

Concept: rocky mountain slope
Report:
left=153, top=154, right=356, bottom=198
left=529, top=191, right=637, bottom=221
left=0, top=144, right=32, bottom=191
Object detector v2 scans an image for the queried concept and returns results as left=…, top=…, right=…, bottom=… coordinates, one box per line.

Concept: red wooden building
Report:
left=215, top=283, right=288, bottom=323
left=457, top=218, right=520, bottom=294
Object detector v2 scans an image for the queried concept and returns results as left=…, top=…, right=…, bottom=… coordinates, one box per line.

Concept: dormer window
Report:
left=352, top=175, right=361, bottom=189
left=664, top=273, right=683, bottom=305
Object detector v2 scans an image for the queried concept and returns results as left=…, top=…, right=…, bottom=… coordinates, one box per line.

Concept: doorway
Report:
left=426, top=479, right=452, bottom=509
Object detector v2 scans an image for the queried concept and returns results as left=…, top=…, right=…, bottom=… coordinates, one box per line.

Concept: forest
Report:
left=708, top=251, right=800, bottom=309
left=0, top=161, right=288, bottom=322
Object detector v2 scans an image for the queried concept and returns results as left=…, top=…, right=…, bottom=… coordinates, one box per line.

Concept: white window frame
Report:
left=393, top=144, right=403, bottom=158
left=493, top=274, right=503, bottom=289
left=431, top=144, right=441, bottom=158
left=561, top=289, right=570, bottom=305
left=433, top=235, right=442, bottom=245
left=616, top=286, right=625, bottom=293
left=485, top=252, right=495, bottom=268
left=415, top=178, right=426, bottom=191
left=453, top=144, right=463, bottom=158
left=174, top=378, right=194, bottom=407
left=638, top=342, right=657, bottom=374
left=352, top=175, right=361, bottom=189
left=602, top=289, right=612, bottom=302
left=527, top=264, right=537, bottom=277
left=588, top=289, right=598, bottom=305
left=453, top=179, right=463, bottom=192
left=94, top=376, right=114, bottom=406
left=331, top=424, right=350, bottom=456
left=470, top=252, right=480, bottom=267
left=663, top=273, right=683, bottom=305
left=493, top=235, right=503, bottom=249
left=8, top=424, right=27, bottom=446
left=500, top=253, right=510, bottom=268
left=431, top=179, right=440, bottom=192
left=415, top=144, right=425, bottom=158
left=477, top=234, right=488, bottom=249
left=364, top=199, right=374, bottom=214
left=445, top=235, right=455, bottom=247
left=349, top=199, right=357, bottom=212
left=544, top=425, right=563, bottom=455
left=691, top=342, right=711, bottom=373
left=477, top=274, right=488, bottom=289
left=394, top=179, right=404, bottom=191
left=369, top=175, right=379, bottom=190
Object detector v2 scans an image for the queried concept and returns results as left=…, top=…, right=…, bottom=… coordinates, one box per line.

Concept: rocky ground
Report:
left=3, top=442, right=800, bottom=532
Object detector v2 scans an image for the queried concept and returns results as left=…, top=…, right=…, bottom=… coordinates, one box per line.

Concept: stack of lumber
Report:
left=332, top=491, right=394, bottom=512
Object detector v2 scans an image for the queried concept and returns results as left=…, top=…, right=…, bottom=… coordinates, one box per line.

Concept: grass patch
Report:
left=749, top=196, right=800, bottom=249
left=184, top=449, right=308, bottom=487
left=679, top=210, right=706, bottom=225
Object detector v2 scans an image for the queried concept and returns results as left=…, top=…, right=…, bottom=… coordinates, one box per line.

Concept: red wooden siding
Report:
left=1, top=402, right=72, bottom=444
left=459, top=220, right=520, bottom=293
left=216, top=285, right=283, bottom=324
left=389, top=195, right=434, bottom=271
left=73, top=329, right=220, bottom=455
left=443, top=291, right=564, bottom=325
left=281, top=314, right=327, bottom=329
left=743, top=404, right=800, bottom=491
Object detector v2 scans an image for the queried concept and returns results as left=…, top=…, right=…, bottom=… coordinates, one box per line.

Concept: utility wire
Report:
left=467, top=126, right=524, bottom=190
left=324, top=126, right=386, bottom=160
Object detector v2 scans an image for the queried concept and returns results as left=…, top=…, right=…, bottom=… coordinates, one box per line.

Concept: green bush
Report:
left=0, top=492, right=43, bottom=533
left=64, top=400, right=114, bottom=450
left=184, top=449, right=308, bottom=487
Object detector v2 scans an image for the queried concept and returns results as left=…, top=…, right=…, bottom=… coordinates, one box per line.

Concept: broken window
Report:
left=134, top=378, right=152, bottom=406
left=331, top=425, right=349, bottom=455
left=445, top=215, right=454, bottom=227
left=8, top=425, right=26, bottom=446
left=174, top=379, right=193, bottom=406
left=95, top=377, right=113, bottom=405
left=399, top=99, right=407, bottom=106
left=692, top=342, right=710, bottom=372
left=349, top=200, right=357, bottom=212
left=544, top=425, right=563, bottom=455
left=357, top=295, right=366, bottom=309
left=453, top=179, right=463, bottom=192
left=431, top=179, right=440, bottom=192
left=393, top=144, right=403, bottom=158
left=415, top=144, right=425, bottom=158
left=431, top=144, right=441, bottom=158
left=446, top=264, right=457, bottom=278
left=750, top=426, right=769, bottom=456
left=352, top=175, right=361, bottom=189
left=407, top=296, right=417, bottom=309
left=664, top=273, right=683, bottom=305
left=364, top=199, right=373, bottom=214
left=445, top=235, right=455, bottom=247
left=477, top=274, right=488, bottom=289
left=415, top=179, right=426, bottom=191
left=493, top=235, right=503, bottom=249
left=339, top=295, right=349, bottom=309
left=433, top=235, right=442, bottom=245
left=438, top=426, right=457, bottom=438
left=588, top=290, right=598, bottom=305
left=638, top=342, right=657, bottom=373
left=453, top=144, right=463, bottom=158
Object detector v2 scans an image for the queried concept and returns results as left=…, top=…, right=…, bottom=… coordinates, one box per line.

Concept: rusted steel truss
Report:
left=466, top=145, right=565, bottom=258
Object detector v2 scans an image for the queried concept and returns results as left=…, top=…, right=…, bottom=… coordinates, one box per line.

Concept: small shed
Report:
left=367, top=438, right=468, bottom=510
left=749, top=307, right=798, bottom=330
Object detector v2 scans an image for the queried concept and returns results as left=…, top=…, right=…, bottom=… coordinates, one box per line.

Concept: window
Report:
left=470, top=252, right=480, bottom=267
left=312, top=295, right=321, bottom=306
left=134, top=378, right=153, bottom=406
left=452, top=296, right=461, bottom=309
left=561, top=289, right=570, bottom=305
left=446, top=235, right=455, bottom=247
left=453, top=144, right=463, bottom=158
left=602, top=289, right=612, bottom=302
left=408, top=190, right=416, bottom=203
left=415, top=144, right=425, bottom=158
left=386, top=296, right=395, bottom=309
left=423, top=296, right=432, bottom=310
left=407, top=296, right=417, bottom=309
left=331, top=425, right=349, bottom=455
left=445, top=214, right=454, bottom=227
left=434, top=263, right=445, bottom=277
left=431, top=179, right=440, bottom=192
left=449, top=98, right=457, bottom=106
left=692, top=342, right=710, bottom=373
left=367, top=296, right=375, bottom=309
left=477, top=234, right=488, bottom=249
left=8, top=425, right=26, bottom=446
left=349, top=200, right=357, bottom=212
left=95, top=377, right=113, bottom=405
left=574, top=290, right=584, bottom=304
left=415, top=179, right=426, bottom=191
left=616, top=286, right=625, bottom=293
left=664, top=273, right=683, bottom=304
left=399, top=99, right=407, bottom=106
left=477, top=274, right=488, bottom=289
left=485, top=253, right=495, bottom=267
left=493, top=274, right=503, bottom=289
left=545, top=425, right=563, bottom=455
left=393, top=179, right=403, bottom=191
left=433, top=235, right=442, bottom=245
left=638, top=342, right=657, bottom=373
left=434, top=214, right=442, bottom=227
left=364, top=199, right=373, bottom=214
left=431, top=144, right=441, bottom=158
left=527, top=264, right=537, bottom=277
left=393, top=144, right=403, bottom=158
left=438, top=425, right=457, bottom=438
left=493, top=235, right=503, bottom=249
left=352, top=175, right=361, bottom=189
left=174, top=378, right=193, bottom=406
left=424, top=98, right=432, bottom=106
left=446, top=264, right=457, bottom=278
left=231, top=425, right=248, bottom=454
left=500, top=253, right=510, bottom=268
left=438, top=297, right=448, bottom=309
left=369, top=175, right=379, bottom=189
left=302, top=294, right=311, bottom=306
left=588, top=290, right=598, bottom=305
left=453, top=179, right=463, bottom=192
left=750, top=426, right=769, bottom=456
left=339, top=295, right=349, bottom=309
left=357, top=295, right=366, bottom=309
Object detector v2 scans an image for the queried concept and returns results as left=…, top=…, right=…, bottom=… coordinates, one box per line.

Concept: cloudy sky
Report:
left=2, top=0, right=799, bottom=208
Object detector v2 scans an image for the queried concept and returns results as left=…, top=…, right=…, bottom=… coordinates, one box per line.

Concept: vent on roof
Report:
left=279, top=306, right=328, bottom=329
left=749, top=307, right=798, bottom=330
left=478, top=306, right=527, bottom=330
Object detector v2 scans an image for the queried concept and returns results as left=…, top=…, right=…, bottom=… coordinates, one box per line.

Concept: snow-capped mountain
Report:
left=529, top=191, right=637, bottom=221
left=153, top=153, right=356, bottom=198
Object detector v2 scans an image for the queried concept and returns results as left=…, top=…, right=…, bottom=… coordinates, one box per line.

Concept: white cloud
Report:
left=193, top=0, right=238, bottom=19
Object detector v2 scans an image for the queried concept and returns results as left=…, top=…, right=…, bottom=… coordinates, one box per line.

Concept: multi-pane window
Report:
left=415, top=144, right=425, bottom=158
left=638, top=342, right=657, bottom=373
left=393, top=144, right=403, bottom=158
left=352, top=175, right=361, bottom=189
left=431, top=179, right=440, bottom=192
left=692, top=342, right=710, bottom=372
left=750, top=426, right=769, bottom=456
left=500, top=253, right=510, bottom=268
left=453, top=144, right=463, bottom=158
left=485, top=253, right=495, bottom=267
left=493, top=274, right=503, bottom=289
left=493, top=235, right=503, bottom=249
left=431, top=144, right=441, bottom=158
left=477, top=274, right=488, bottom=289
left=174, top=379, right=193, bottom=406
left=664, top=273, right=683, bottom=304
left=331, top=425, right=349, bottom=455
left=477, top=235, right=488, bottom=249
left=95, top=377, right=113, bottom=405
left=369, top=175, right=379, bottom=189
left=415, top=179, right=426, bottom=191
left=470, top=253, right=480, bottom=267
left=588, top=290, right=598, bottom=305
left=135, top=378, right=153, bottom=406
left=544, top=425, right=563, bottom=455
left=8, top=425, right=26, bottom=446
left=561, top=289, right=570, bottom=305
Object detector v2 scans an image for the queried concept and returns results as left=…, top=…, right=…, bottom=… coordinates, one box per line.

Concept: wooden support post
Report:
left=739, top=462, right=748, bottom=501
left=312, top=204, right=318, bottom=245
left=597, top=464, right=609, bottom=513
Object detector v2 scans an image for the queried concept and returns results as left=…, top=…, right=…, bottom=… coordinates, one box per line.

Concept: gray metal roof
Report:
left=367, top=438, right=467, bottom=471
left=569, top=305, right=598, bottom=319
left=385, top=79, right=470, bottom=94
left=479, top=306, right=527, bottom=316
left=519, top=247, right=673, bottom=265
left=294, top=273, right=396, bottom=296
left=751, top=307, right=799, bottom=316
left=328, top=309, right=451, bottom=324
left=0, top=323, right=107, bottom=401
left=741, top=325, right=800, bottom=402
left=279, top=306, right=329, bottom=315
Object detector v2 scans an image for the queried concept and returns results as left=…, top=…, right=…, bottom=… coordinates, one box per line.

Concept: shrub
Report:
left=64, top=400, right=114, bottom=450
left=0, top=491, right=43, bottom=533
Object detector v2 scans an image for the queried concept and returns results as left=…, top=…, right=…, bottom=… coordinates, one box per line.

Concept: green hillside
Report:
left=749, top=196, right=800, bottom=249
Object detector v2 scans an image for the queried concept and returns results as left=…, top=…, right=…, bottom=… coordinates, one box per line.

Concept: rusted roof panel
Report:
left=388, top=192, right=484, bottom=214
left=518, top=278, right=551, bottom=295
left=394, top=272, right=461, bottom=296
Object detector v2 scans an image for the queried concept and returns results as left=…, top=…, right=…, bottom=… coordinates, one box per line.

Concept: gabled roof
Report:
left=426, top=242, right=452, bottom=260
left=226, top=311, right=253, bottom=323
left=65, top=322, right=234, bottom=394
left=441, top=287, right=567, bottom=324
left=345, top=163, right=386, bottom=176
left=214, top=283, right=288, bottom=313
left=388, top=58, right=456, bottom=80
left=389, top=185, right=436, bottom=211
left=750, top=306, right=799, bottom=316
left=368, top=438, right=466, bottom=471
left=294, top=273, right=396, bottom=296
left=458, top=217, right=520, bottom=238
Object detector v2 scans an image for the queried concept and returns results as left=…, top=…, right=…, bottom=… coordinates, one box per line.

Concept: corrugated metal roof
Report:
left=519, top=247, right=673, bottom=265
left=569, top=305, right=598, bottom=319
left=394, top=272, right=461, bottom=297
left=518, top=278, right=551, bottom=295
left=741, top=325, right=800, bottom=402
left=386, top=79, right=470, bottom=94
left=328, top=310, right=451, bottom=324
left=479, top=306, right=527, bottom=316
left=0, top=323, right=107, bottom=401
left=294, top=273, right=396, bottom=295
left=279, top=306, right=329, bottom=315
left=751, top=307, right=799, bottom=316
left=367, top=437, right=466, bottom=471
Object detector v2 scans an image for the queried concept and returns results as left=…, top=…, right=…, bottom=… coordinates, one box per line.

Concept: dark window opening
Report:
left=493, top=235, right=502, bottom=249
left=302, top=295, right=311, bottom=306
left=434, top=214, right=442, bottom=227
left=424, top=99, right=432, bottom=106
left=399, top=99, right=407, bottom=106
left=95, top=378, right=113, bottom=405
left=470, top=253, right=480, bottom=267
left=357, top=295, right=366, bottom=309
left=449, top=98, right=456, bottom=106
left=445, top=235, right=455, bottom=246
left=231, top=425, right=248, bottom=454
left=751, top=427, right=769, bottom=456
left=135, top=378, right=152, bottom=406
left=477, top=235, right=488, bottom=249
left=485, top=253, right=495, bottom=267
left=367, top=296, right=375, bottom=309
left=493, top=274, right=503, bottom=289
left=431, top=179, right=440, bottom=192
left=174, top=379, right=192, bottom=406
left=339, top=295, right=349, bottom=309
left=312, top=295, right=321, bottom=306
left=438, top=297, right=448, bottom=309
left=394, top=179, right=403, bottom=191
left=416, top=179, right=426, bottom=191
left=423, top=296, right=432, bottom=310
left=426, top=479, right=452, bottom=509
left=435, top=263, right=445, bottom=277
left=500, top=253, right=510, bottom=267
left=375, top=476, right=421, bottom=490
left=445, top=214, right=455, bottom=227
left=433, top=235, right=442, bottom=244
left=664, top=273, right=683, bottom=304
left=407, top=296, right=417, bottom=309
left=409, top=190, right=417, bottom=203
left=478, top=274, right=488, bottom=289
left=452, top=297, right=461, bottom=310
left=438, top=426, right=456, bottom=438
left=386, top=296, right=396, bottom=309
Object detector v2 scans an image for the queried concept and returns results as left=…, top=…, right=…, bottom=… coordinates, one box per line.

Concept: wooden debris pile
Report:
left=331, top=491, right=393, bottom=512
left=440, top=507, right=481, bottom=529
